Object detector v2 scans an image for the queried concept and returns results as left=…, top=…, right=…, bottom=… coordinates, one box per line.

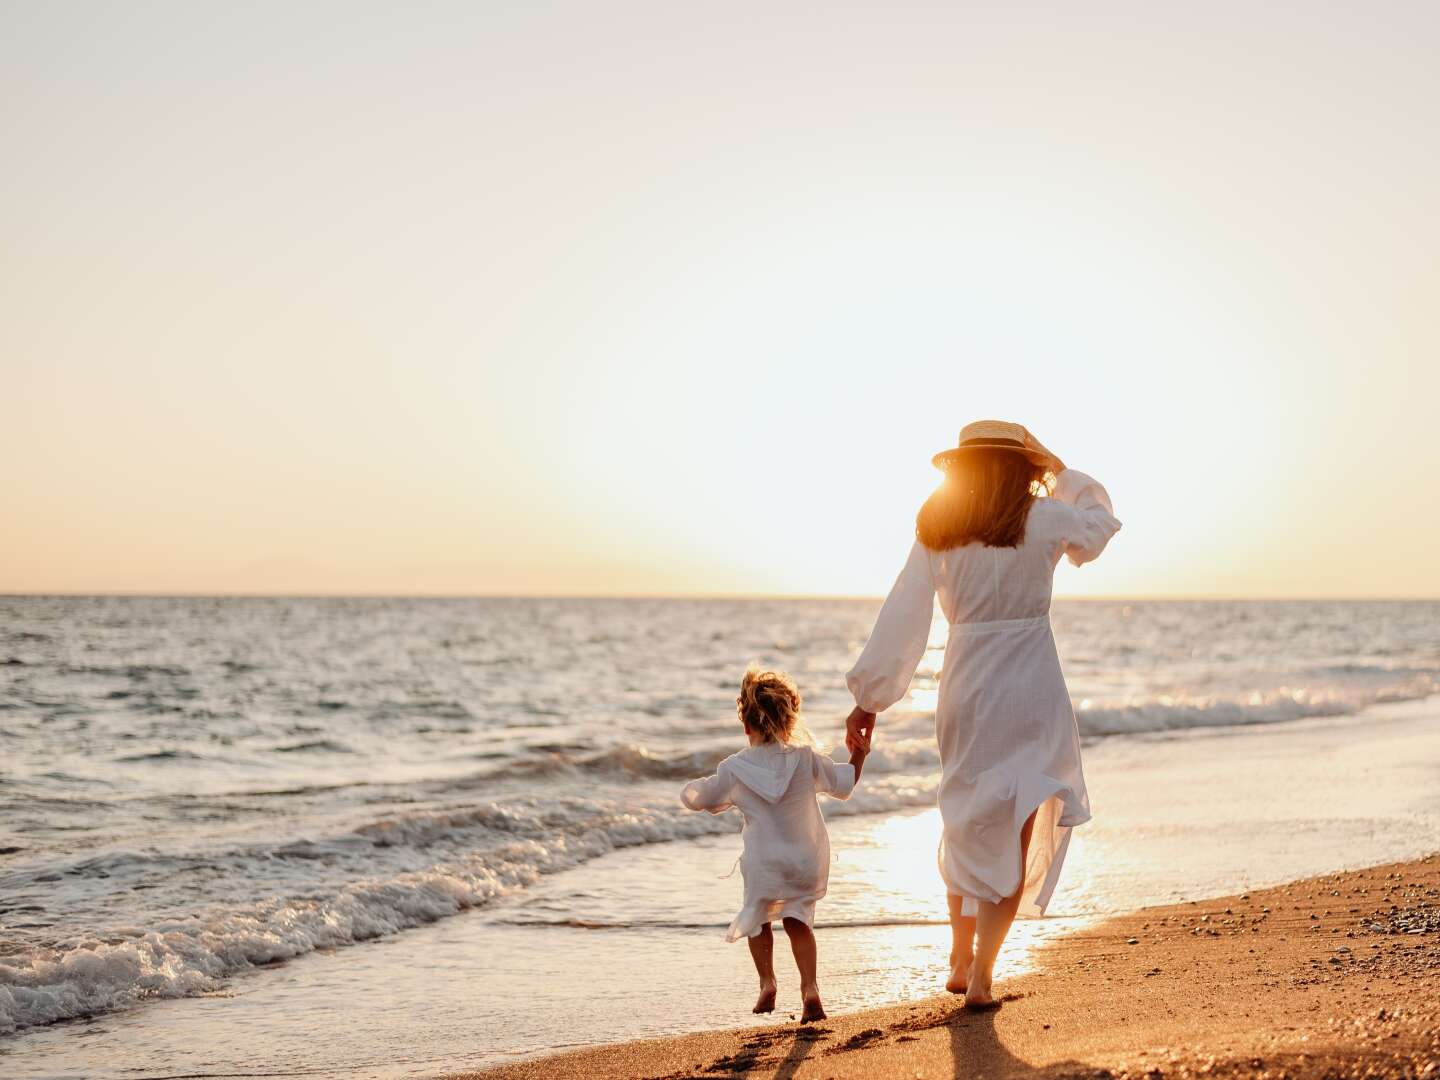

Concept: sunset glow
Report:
left=4, top=3, right=1438, bottom=599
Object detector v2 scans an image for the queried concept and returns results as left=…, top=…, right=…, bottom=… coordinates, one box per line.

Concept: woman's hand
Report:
left=845, top=706, right=876, bottom=754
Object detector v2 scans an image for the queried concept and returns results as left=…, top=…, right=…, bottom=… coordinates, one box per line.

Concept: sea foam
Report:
left=0, top=774, right=936, bottom=1035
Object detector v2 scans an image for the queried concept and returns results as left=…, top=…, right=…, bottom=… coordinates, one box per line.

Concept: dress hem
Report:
left=726, top=897, right=820, bottom=942
left=939, top=771, right=1089, bottom=919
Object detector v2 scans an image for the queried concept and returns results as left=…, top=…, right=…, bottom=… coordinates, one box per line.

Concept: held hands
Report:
left=845, top=705, right=876, bottom=756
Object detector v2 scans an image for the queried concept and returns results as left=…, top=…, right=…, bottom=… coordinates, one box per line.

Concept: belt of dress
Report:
left=947, top=613, right=1050, bottom=635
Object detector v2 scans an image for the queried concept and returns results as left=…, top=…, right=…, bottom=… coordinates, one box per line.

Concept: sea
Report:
left=3, top=596, right=1439, bottom=1078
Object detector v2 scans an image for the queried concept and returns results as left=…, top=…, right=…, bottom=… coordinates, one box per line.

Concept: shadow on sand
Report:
left=947, top=1003, right=1045, bottom=1077
left=684, top=1023, right=829, bottom=1077
left=672, top=995, right=1095, bottom=1078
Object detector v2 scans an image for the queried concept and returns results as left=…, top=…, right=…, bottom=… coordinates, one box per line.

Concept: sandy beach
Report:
left=453, top=853, right=1440, bottom=1080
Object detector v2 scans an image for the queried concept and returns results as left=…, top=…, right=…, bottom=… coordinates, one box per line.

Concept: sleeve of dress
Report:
left=845, top=540, right=936, bottom=713
left=1050, top=469, right=1122, bottom=567
left=680, top=762, right=735, bottom=814
left=811, top=748, right=857, bottom=801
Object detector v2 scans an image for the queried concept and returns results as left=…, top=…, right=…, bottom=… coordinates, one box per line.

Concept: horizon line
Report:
left=3, top=591, right=1438, bottom=603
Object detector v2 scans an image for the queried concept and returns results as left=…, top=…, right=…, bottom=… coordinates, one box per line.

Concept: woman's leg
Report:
left=747, top=923, right=777, bottom=1013
left=966, top=808, right=1038, bottom=1008
left=945, top=895, right=977, bottom=993
left=781, top=917, right=825, bottom=1022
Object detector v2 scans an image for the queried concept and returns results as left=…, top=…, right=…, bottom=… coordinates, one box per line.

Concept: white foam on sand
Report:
left=6, top=697, right=1440, bottom=1080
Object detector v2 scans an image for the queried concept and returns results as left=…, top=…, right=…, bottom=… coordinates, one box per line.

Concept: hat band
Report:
left=958, top=437, right=1026, bottom=450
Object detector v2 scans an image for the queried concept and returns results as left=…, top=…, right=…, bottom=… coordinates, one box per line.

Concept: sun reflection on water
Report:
left=821, top=809, right=1088, bottom=1003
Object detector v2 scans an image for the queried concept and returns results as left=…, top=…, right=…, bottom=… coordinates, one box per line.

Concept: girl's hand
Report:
left=845, top=706, right=876, bottom=754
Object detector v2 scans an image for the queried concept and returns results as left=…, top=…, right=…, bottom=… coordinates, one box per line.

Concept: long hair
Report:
left=916, top=448, right=1051, bottom=551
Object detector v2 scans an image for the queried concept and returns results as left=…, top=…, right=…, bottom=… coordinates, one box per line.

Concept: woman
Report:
left=844, top=420, right=1120, bottom=1008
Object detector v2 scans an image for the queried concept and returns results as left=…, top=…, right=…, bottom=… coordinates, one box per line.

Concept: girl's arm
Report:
left=811, top=748, right=858, bottom=801
left=848, top=741, right=868, bottom=783
left=680, top=765, right=735, bottom=814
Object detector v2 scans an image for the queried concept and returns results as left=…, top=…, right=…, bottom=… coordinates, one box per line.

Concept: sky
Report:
left=3, top=1, right=1438, bottom=598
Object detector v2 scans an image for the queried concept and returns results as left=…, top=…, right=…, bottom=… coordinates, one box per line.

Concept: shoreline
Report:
left=449, top=854, right=1440, bottom=1079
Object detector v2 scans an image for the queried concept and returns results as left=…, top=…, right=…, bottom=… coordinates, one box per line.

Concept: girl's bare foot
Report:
left=963, top=963, right=999, bottom=1009
left=799, top=983, right=826, bottom=1023
left=945, top=945, right=972, bottom=993
left=753, top=980, right=777, bottom=1014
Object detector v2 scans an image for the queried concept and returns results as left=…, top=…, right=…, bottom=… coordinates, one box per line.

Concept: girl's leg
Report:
left=747, top=924, right=777, bottom=1013
left=967, top=809, right=1038, bottom=1008
left=781, top=917, right=825, bottom=1022
left=945, top=895, right=977, bottom=993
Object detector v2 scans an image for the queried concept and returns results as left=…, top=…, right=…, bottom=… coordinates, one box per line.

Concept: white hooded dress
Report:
left=846, top=470, right=1121, bottom=918
left=681, top=742, right=856, bottom=941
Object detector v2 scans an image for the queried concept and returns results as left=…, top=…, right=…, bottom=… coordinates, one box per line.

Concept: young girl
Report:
left=681, top=667, right=867, bottom=1023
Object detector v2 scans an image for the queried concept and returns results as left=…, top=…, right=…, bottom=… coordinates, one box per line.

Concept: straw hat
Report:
left=932, top=420, right=1061, bottom=470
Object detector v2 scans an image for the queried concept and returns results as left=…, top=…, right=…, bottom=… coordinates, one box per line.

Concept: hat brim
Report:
left=932, top=444, right=1054, bottom=469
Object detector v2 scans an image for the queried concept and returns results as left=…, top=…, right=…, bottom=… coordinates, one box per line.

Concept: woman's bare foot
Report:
left=753, top=980, right=777, bottom=1014
left=946, top=946, right=973, bottom=994
left=799, top=983, right=826, bottom=1023
left=963, top=963, right=999, bottom=1009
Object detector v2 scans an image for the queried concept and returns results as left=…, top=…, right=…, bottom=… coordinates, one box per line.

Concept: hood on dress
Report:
left=726, top=744, right=806, bottom=803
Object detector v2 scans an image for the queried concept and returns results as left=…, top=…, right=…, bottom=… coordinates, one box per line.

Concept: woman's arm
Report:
left=1050, top=469, right=1122, bottom=566
left=844, top=540, right=936, bottom=749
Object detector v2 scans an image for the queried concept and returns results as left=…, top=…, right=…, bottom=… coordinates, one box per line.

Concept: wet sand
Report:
left=449, top=854, right=1440, bottom=1079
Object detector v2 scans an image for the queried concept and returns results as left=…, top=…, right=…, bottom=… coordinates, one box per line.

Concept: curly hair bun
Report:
left=737, top=667, right=801, bottom=744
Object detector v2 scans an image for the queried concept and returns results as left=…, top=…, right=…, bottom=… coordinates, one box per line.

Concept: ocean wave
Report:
left=0, top=779, right=938, bottom=1036
left=1076, top=698, right=1347, bottom=736
left=273, top=739, right=354, bottom=754
left=114, top=749, right=207, bottom=763
left=580, top=743, right=730, bottom=780
left=449, top=676, right=1438, bottom=787
left=458, top=740, right=899, bottom=785
left=1073, top=677, right=1439, bottom=738
left=1308, top=661, right=1437, bottom=679
left=452, top=743, right=734, bottom=785
left=450, top=680, right=1440, bottom=793
left=567, top=682, right=1440, bottom=785
left=229, top=782, right=364, bottom=799
left=540, top=740, right=939, bottom=783
left=389, top=699, right=473, bottom=720
left=61, top=664, right=191, bottom=679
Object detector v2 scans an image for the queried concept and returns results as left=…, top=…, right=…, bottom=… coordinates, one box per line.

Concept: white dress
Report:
left=681, top=742, right=857, bottom=941
left=846, top=470, right=1121, bottom=918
